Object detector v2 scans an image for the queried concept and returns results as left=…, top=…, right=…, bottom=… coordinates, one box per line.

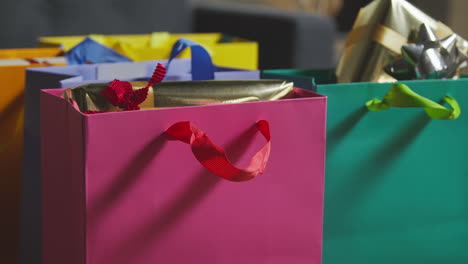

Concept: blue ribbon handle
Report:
left=166, top=38, right=215, bottom=80
left=65, top=37, right=132, bottom=65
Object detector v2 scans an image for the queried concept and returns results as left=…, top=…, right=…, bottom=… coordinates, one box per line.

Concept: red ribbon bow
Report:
left=85, top=63, right=166, bottom=114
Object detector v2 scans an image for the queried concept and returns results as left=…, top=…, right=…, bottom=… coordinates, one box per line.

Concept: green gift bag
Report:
left=263, top=69, right=468, bottom=264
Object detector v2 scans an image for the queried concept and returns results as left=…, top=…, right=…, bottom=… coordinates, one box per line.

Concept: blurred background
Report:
left=1, top=0, right=465, bottom=69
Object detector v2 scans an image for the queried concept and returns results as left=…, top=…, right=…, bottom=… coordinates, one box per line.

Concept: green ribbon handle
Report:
left=366, top=83, right=461, bottom=120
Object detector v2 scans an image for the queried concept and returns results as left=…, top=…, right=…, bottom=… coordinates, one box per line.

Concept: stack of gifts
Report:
left=2, top=0, right=467, bottom=264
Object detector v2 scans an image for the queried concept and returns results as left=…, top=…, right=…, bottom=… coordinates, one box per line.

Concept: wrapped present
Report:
left=21, top=39, right=259, bottom=264
left=39, top=32, right=258, bottom=70
left=40, top=76, right=327, bottom=263
left=336, top=0, right=468, bottom=83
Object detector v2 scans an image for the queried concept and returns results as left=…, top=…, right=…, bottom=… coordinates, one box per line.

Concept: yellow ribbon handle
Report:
left=366, top=83, right=461, bottom=120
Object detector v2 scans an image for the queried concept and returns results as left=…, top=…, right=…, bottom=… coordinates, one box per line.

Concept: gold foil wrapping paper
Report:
left=336, top=0, right=468, bottom=83
left=62, top=80, right=295, bottom=113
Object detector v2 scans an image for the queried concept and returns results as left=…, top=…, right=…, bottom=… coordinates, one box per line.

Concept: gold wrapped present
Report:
left=336, top=0, right=468, bottom=83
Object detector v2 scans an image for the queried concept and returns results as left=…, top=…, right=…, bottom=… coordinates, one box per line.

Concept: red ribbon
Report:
left=97, top=63, right=166, bottom=112
left=165, top=120, right=271, bottom=182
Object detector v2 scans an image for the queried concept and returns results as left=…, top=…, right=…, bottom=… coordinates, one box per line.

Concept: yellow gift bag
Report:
left=39, top=32, right=258, bottom=70
left=0, top=48, right=64, bottom=264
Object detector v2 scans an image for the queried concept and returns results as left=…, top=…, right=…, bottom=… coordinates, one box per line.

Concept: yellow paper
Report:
left=39, top=33, right=259, bottom=70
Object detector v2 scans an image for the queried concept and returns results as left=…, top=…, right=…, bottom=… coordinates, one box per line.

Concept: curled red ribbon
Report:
left=87, top=63, right=166, bottom=113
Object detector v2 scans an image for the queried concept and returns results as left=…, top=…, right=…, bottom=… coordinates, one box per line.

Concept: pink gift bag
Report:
left=40, top=87, right=326, bottom=264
